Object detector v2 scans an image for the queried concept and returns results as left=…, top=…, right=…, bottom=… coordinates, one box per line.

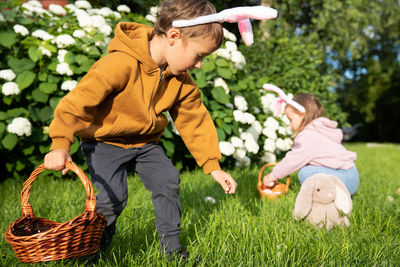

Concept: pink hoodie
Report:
left=270, top=117, right=357, bottom=180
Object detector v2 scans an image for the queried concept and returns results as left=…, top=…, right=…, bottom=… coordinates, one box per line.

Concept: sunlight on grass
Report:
left=1, top=143, right=400, bottom=266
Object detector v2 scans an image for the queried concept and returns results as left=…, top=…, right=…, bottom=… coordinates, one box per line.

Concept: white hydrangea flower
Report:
left=0, top=69, right=16, bottom=81
left=39, top=46, right=51, bottom=57
left=223, top=28, right=237, bottom=42
left=264, top=117, right=280, bottom=131
left=231, top=50, right=246, bottom=69
left=240, top=132, right=259, bottom=154
left=22, top=1, right=48, bottom=17
left=57, top=49, right=68, bottom=63
left=13, top=24, right=29, bottom=36
left=219, top=141, right=235, bottom=156
left=56, top=63, right=73, bottom=76
left=32, top=29, right=54, bottom=41
left=261, top=152, right=276, bottom=163
left=117, top=5, right=131, bottom=13
left=49, top=4, right=66, bottom=16
left=234, top=147, right=246, bottom=159
left=99, top=24, right=112, bottom=36
left=97, top=7, right=114, bottom=17
left=262, top=127, right=278, bottom=140
left=54, top=34, right=75, bottom=48
left=231, top=136, right=244, bottom=148
left=73, top=29, right=86, bottom=38
left=253, top=106, right=260, bottom=114
left=90, top=15, right=106, bottom=28
left=261, top=93, right=276, bottom=113
left=149, top=6, right=159, bottom=17
left=2, top=82, right=20, bottom=95
left=234, top=95, right=248, bottom=111
left=213, top=48, right=231, bottom=60
left=282, top=115, right=290, bottom=126
left=7, top=117, right=32, bottom=137
left=65, top=4, right=79, bottom=12
left=233, top=110, right=255, bottom=124
left=264, top=138, right=276, bottom=152
left=214, top=77, right=229, bottom=94
left=276, top=137, right=293, bottom=151
left=76, top=12, right=92, bottom=29
left=0, top=13, right=5, bottom=22
left=225, top=41, right=237, bottom=52
left=27, top=0, right=42, bottom=8
left=61, top=80, right=78, bottom=91
left=246, top=120, right=263, bottom=140
left=145, top=14, right=157, bottom=23
left=75, top=0, right=92, bottom=9
left=113, top=11, right=122, bottom=19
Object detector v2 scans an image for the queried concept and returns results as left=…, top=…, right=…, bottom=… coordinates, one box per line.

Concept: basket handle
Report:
left=20, top=161, right=97, bottom=218
left=257, top=162, right=290, bottom=190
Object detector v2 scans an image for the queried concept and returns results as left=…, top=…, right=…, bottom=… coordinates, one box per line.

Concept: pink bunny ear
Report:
left=263, top=83, right=306, bottom=115
left=172, top=6, right=278, bottom=46
left=238, top=19, right=253, bottom=46
left=274, top=98, right=285, bottom=117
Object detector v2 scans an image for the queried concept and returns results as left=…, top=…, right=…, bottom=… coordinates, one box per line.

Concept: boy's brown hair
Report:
left=154, top=0, right=224, bottom=48
left=288, top=93, right=325, bottom=137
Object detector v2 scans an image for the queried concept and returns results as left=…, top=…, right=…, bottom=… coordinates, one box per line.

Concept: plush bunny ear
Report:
left=332, top=176, right=352, bottom=215
left=293, top=177, right=315, bottom=220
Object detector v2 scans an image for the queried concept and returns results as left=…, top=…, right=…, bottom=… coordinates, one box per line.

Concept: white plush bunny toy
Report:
left=292, top=173, right=353, bottom=230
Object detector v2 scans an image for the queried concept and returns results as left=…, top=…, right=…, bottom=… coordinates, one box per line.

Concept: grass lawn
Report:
left=1, top=143, right=400, bottom=266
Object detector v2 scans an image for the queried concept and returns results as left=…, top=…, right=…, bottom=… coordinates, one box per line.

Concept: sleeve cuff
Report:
left=202, top=159, right=221, bottom=174
left=50, top=138, right=72, bottom=151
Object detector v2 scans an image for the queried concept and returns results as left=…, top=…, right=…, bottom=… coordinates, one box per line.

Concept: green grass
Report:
left=1, top=143, right=400, bottom=266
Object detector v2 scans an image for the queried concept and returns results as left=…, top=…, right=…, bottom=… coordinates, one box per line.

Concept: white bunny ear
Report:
left=332, top=176, right=352, bottom=214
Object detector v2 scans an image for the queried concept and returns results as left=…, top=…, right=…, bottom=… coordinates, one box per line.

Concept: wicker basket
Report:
left=257, top=163, right=290, bottom=200
left=4, top=161, right=106, bottom=263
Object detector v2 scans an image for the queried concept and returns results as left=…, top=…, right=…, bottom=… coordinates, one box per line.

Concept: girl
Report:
left=263, top=93, right=359, bottom=195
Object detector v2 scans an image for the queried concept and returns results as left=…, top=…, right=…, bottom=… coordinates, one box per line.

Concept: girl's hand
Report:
left=263, top=173, right=277, bottom=188
left=210, top=170, right=237, bottom=194
left=44, top=149, right=72, bottom=175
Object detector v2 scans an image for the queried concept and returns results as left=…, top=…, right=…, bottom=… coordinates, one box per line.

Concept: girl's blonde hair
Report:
left=288, top=93, right=325, bottom=137
left=154, top=0, right=224, bottom=48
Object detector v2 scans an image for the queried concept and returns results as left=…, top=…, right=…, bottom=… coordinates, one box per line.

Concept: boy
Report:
left=44, top=0, right=237, bottom=259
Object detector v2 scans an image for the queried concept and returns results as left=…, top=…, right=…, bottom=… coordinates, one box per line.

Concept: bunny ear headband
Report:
left=263, top=84, right=306, bottom=117
left=172, top=6, right=278, bottom=46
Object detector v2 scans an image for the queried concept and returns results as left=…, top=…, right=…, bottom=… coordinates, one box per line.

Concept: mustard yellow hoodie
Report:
left=49, top=22, right=221, bottom=174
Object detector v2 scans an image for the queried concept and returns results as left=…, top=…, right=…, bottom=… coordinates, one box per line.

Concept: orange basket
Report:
left=257, top=163, right=290, bottom=200
left=4, top=161, right=106, bottom=263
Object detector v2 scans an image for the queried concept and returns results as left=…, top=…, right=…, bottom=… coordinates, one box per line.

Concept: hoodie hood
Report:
left=107, top=22, right=159, bottom=73
left=305, top=117, right=343, bottom=144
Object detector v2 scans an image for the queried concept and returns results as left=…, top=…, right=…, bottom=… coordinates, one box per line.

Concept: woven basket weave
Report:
left=257, top=163, right=290, bottom=200
left=4, top=161, right=106, bottom=263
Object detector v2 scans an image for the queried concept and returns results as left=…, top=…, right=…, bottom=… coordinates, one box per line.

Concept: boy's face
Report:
left=166, top=34, right=218, bottom=75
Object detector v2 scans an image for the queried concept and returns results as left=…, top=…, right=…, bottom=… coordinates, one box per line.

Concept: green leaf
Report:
left=161, top=139, right=175, bottom=155
left=38, top=72, right=48, bottom=81
left=64, top=52, right=76, bottom=64
left=202, top=61, right=215, bottom=73
left=0, top=111, right=9, bottom=120
left=16, top=70, right=36, bottom=90
left=216, top=128, right=225, bottom=141
left=215, top=58, right=230, bottom=67
left=32, top=88, right=49, bottom=103
left=15, top=160, right=25, bottom=171
left=7, top=57, right=35, bottom=72
left=39, top=82, right=57, bottom=94
left=88, top=47, right=100, bottom=57
left=211, top=86, right=230, bottom=104
left=163, top=126, right=173, bottom=138
left=1, top=133, right=18, bottom=150
left=80, top=59, right=95, bottom=72
left=0, top=122, right=5, bottom=137
left=0, top=31, right=17, bottom=49
left=39, top=144, right=50, bottom=154
left=7, top=107, right=29, bottom=117
left=216, top=68, right=232, bottom=80
left=38, top=106, right=54, bottom=122
left=70, top=140, right=80, bottom=155
left=28, top=46, right=42, bottom=62
left=23, top=145, right=35, bottom=155
left=49, top=97, right=62, bottom=110
left=75, top=54, right=89, bottom=65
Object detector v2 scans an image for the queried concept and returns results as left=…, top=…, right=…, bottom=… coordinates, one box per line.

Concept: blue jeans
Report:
left=298, top=166, right=359, bottom=195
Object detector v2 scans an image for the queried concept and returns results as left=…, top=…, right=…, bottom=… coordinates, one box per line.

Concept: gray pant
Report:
left=81, top=141, right=181, bottom=253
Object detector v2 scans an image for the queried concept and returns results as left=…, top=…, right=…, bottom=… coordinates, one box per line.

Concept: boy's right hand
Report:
left=44, top=149, right=72, bottom=175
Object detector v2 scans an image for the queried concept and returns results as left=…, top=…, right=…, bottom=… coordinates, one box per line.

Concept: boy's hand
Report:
left=210, top=170, right=237, bottom=194
left=263, top=173, right=277, bottom=188
left=44, top=149, right=72, bottom=175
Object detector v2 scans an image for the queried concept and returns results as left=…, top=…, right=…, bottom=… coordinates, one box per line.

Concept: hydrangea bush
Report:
left=0, top=0, right=343, bottom=179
